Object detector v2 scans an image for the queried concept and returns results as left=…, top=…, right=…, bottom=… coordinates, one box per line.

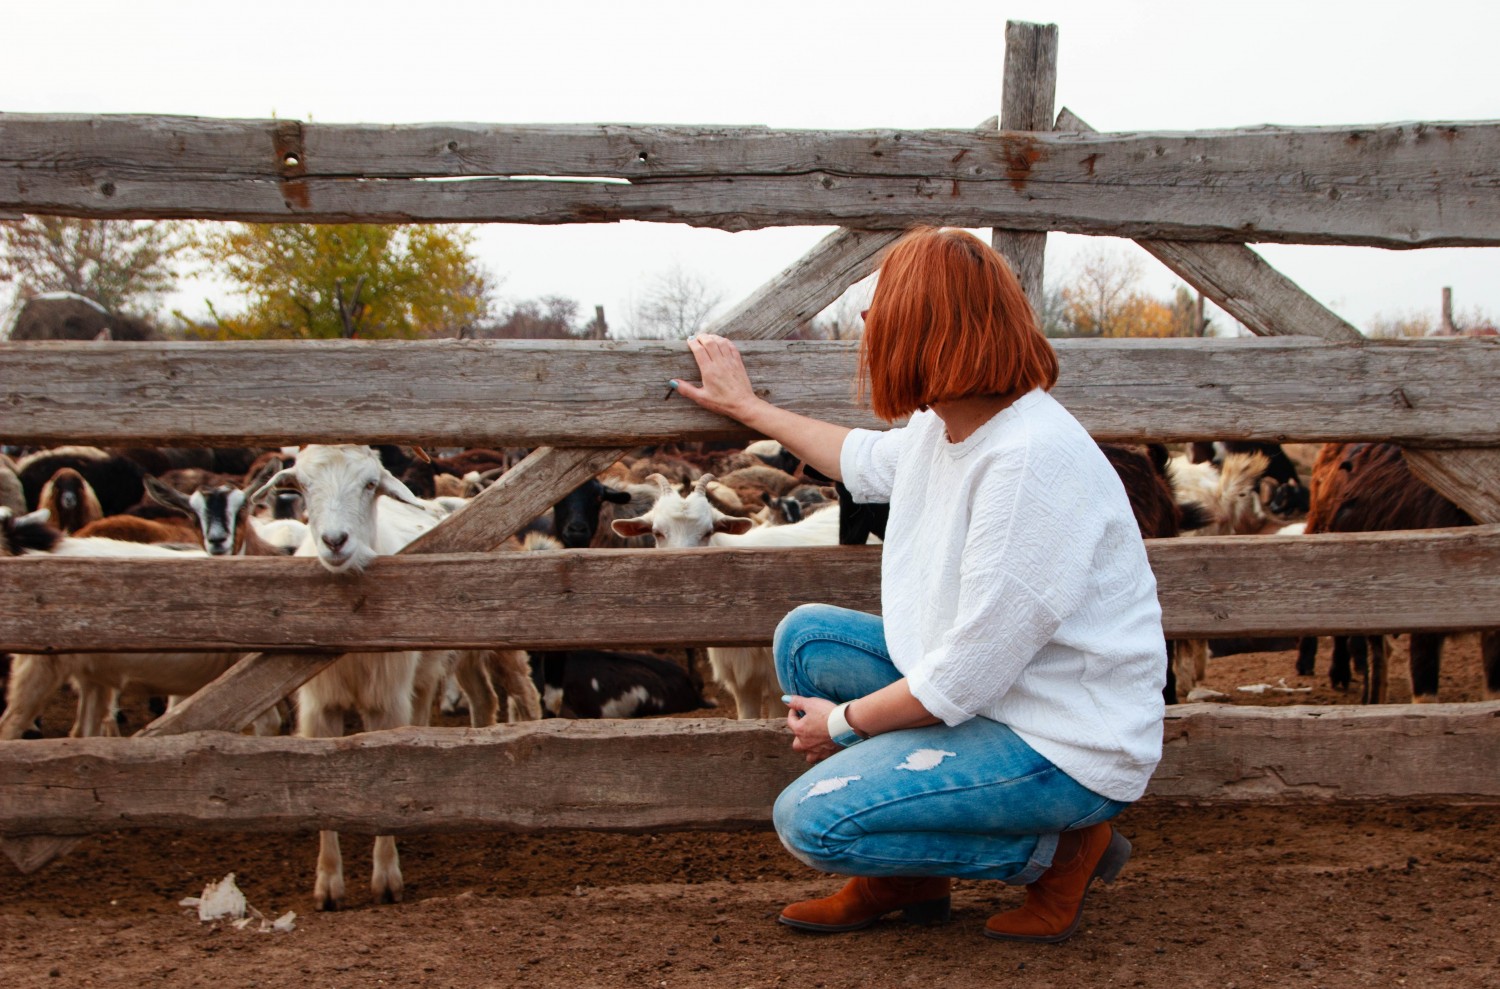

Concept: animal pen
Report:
left=0, top=20, right=1497, bottom=883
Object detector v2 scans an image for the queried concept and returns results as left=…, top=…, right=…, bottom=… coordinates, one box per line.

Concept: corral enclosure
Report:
left=1, top=16, right=1499, bottom=887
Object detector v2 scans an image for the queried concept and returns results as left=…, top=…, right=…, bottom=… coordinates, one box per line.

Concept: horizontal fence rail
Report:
left=4, top=114, right=1500, bottom=244
left=4, top=336, right=1497, bottom=447
left=2, top=703, right=1497, bottom=838
left=3, top=527, right=1499, bottom=654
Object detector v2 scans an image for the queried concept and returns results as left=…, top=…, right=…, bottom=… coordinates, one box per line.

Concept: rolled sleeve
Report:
left=839, top=424, right=912, bottom=504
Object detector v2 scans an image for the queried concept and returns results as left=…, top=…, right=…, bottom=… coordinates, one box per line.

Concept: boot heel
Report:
left=901, top=896, right=951, bottom=925
left=1096, top=830, right=1132, bottom=884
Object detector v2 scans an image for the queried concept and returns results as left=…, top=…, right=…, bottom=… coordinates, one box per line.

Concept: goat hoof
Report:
left=317, top=895, right=340, bottom=912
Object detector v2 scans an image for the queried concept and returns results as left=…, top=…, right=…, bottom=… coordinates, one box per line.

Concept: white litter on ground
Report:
left=1186, top=686, right=1230, bottom=702
left=179, top=873, right=296, bottom=933
left=1237, top=678, right=1313, bottom=695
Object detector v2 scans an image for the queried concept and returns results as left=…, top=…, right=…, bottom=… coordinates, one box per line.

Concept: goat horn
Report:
left=692, top=473, right=717, bottom=495
left=248, top=467, right=300, bottom=507
left=646, top=473, right=673, bottom=495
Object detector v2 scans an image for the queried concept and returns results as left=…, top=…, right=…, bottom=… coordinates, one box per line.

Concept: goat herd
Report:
left=0, top=434, right=1495, bottom=907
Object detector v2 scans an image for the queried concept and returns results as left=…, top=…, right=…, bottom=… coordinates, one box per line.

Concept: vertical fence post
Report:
left=993, top=20, right=1059, bottom=311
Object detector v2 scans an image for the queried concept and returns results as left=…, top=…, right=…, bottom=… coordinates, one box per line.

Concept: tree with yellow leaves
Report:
left=190, top=223, right=490, bottom=339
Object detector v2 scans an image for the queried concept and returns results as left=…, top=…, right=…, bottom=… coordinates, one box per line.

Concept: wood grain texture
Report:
left=1402, top=448, right=1500, bottom=524
left=1, top=703, right=1496, bottom=838
left=5, top=113, right=1500, bottom=245
left=4, top=526, right=1500, bottom=654
left=4, top=336, right=1497, bottom=447
left=993, top=21, right=1059, bottom=305
left=1056, top=108, right=1364, bottom=342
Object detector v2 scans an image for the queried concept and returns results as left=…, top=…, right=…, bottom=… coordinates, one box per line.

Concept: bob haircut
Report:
left=859, top=227, right=1058, bottom=422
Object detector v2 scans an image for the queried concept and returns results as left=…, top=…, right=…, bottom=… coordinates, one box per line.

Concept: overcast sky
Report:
left=7, top=0, right=1499, bottom=334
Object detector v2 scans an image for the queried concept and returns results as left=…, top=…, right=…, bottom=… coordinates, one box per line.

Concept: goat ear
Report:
left=376, top=469, right=433, bottom=511
left=144, top=476, right=194, bottom=516
left=611, top=517, right=654, bottom=538
left=601, top=485, right=632, bottom=505
left=713, top=515, right=755, bottom=536
left=248, top=467, right=299, bottom=507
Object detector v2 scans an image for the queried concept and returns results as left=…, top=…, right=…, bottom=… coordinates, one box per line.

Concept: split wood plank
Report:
left=2, top=703, right=1496, bottom=837
left=993, top=20, right=1059, bottom=306
left=7, top=113, right=1500, bottom=247
left=1060, top=107, right=1500, bottom=527
left=5, top=336, right=1498, bottom=448
left=5, top=526, right=1500, bottom=655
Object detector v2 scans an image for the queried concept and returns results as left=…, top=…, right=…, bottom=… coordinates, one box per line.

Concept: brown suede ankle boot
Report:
left=779, top=876, right=952, bottom=933
left=984, top=823, right=1131, bottom=943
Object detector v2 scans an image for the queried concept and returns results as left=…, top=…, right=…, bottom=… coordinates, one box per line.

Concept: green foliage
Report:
left=189, top=223, right=491, bottom=340
left=0, top=216, right=189, bottom=315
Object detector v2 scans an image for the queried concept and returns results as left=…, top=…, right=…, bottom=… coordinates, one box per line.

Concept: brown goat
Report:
left=74, top=514, right=200, bottom=545
left=1297, top=442, right=1496, bottom=702
left=37, top=468, right=104, bottom=534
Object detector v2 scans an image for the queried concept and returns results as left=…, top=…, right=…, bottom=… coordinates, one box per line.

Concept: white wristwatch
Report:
left=826, top=701, right=866, bottom=748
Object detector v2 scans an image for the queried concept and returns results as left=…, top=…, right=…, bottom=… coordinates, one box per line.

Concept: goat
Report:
left=551, top=478, right=634, bottom=549
left=253, top=444, right=540, bottom=910
left=611, top=474, right=849, bottom=718
left=145, top=459, right=302, bottom=557
left=37, top=467, right=104, bottom=534
left=0, top=458, right=25, bottom=515
left=16, top=446, right=145, bottom=516
left=529, top=649, right=710, bottom=719
left=1296, top=442, right=1496, bottom=702
left=74, top=513, right=200, bottom=545
left=0, top=508, right=254, bottom=740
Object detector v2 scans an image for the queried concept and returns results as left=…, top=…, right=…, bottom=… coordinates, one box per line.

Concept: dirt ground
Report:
left=2, top=636, right=1497, bottom=989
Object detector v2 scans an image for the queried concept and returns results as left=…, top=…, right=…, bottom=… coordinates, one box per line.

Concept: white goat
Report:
left=1163, top=451, right=1276, bottom=695
left=253, top=445, right=539, bottom=910
left=610, top=474, right=846, bottom=719
left=0, top=508, right=271, bottom=740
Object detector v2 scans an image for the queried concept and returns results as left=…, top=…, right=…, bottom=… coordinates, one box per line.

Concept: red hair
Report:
left=859, top=227, right=1058, bottom=422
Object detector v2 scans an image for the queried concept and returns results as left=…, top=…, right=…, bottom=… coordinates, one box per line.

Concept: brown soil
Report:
left=3, top=637, right=1497, bottom=989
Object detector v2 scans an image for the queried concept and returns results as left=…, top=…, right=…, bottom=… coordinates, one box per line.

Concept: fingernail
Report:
left=668, top=379, right=679, bottom=389
left=781, top=694, right=793, bottom=705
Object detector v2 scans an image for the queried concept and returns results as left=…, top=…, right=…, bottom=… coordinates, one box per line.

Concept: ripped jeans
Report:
left=771, top=604, right=1127, bottom=885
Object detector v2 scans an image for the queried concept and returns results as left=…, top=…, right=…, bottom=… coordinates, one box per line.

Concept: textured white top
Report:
left=840, top=389, right=1165, bottom=802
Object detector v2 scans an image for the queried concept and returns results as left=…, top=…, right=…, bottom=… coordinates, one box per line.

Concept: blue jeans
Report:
left=771, top=604, right=1127, bottom=885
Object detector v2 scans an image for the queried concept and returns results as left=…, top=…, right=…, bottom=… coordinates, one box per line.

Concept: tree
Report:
left=1057, top=244, right=1144, bottom=337
left=481, top=295, right=586, bottom=339
left=1050, top=245, right=1201, bottom=338
left=190, top=223, right=491, bottom=339
left=0, top=216, right=189, bottom=315
left=623, top=264, right=724, bottom=340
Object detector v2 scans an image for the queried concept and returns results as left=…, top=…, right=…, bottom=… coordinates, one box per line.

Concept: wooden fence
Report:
left=3, top=21, right=1500, bottom=874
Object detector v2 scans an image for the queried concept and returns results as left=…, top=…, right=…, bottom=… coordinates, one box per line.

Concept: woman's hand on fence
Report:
left=673, top=333, right=763, bottom=423
left=784, top=694, right=841, bottom=765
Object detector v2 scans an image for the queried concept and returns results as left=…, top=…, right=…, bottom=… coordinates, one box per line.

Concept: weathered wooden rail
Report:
left=2, top=704, right=1497, bottom=839
left=4, top=19, right=1500, bottom=875
left=4, top=114, right=1500, bottom=246
left=3, top=527, right=1500, bottom=655
left=3, top=336, right=1497, bottom=448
